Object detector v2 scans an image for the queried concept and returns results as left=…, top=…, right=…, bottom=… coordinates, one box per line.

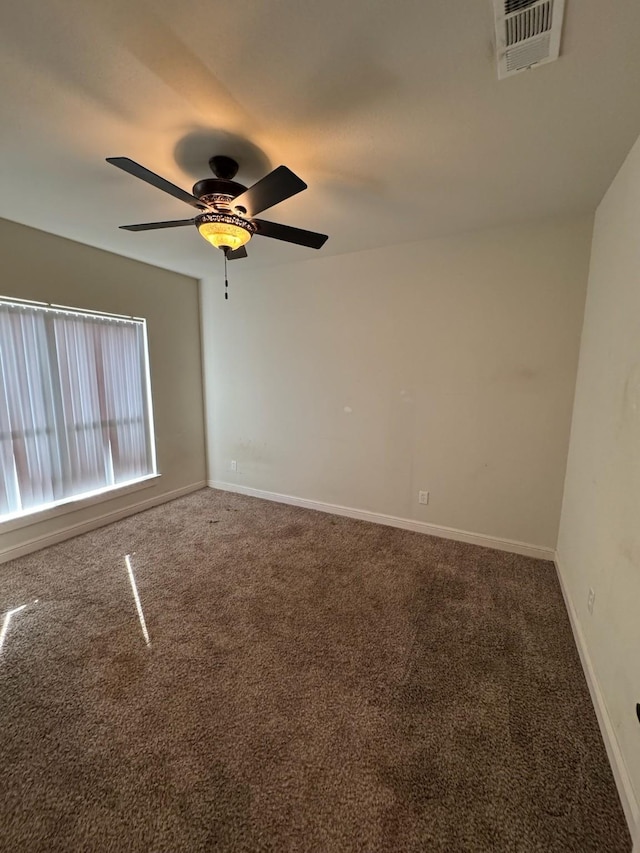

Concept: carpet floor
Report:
left=0, top=489, right=631, bottom=852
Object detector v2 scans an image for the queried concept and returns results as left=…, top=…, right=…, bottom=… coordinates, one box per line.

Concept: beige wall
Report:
left=558, top=134, right=640, bottom=831
left=201, top=215, right=592, bottom=550
left=0, top=218, right=206, bottom=559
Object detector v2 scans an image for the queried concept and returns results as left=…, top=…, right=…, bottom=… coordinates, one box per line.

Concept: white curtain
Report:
left=0, top=301, right=155, bottom=518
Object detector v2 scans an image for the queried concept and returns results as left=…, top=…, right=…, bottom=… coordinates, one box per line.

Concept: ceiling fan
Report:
left=106, top=154, right=328, bottom=260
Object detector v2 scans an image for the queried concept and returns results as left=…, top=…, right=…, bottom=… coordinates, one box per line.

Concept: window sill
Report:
left=0, top=474, right=162, bottom=534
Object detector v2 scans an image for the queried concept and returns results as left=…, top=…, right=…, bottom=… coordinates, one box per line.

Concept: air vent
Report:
left=493, top=0, right=565, bottom=79
left=505, top=0, right=538, bottom=13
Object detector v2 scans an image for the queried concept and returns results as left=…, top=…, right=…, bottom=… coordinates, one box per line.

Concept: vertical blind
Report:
left=0, top=299, right=156, bottom=519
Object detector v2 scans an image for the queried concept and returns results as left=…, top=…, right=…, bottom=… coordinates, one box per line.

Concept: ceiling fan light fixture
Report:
left=107, top=154, right=328, bottom=258
left=196, top=212, right=256, bottom=251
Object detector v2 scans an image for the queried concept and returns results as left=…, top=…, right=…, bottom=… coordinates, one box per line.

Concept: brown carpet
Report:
left=0, top=489, right=631, bottom=852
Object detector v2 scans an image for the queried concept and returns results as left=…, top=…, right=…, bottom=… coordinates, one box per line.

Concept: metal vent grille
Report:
left=493, top=0, right=565, bottom=79
left=505, top=0, right=538, bottom=13
left=505, top=0, right=553, bottom=47
left=506, top=34, right=551, bottom=72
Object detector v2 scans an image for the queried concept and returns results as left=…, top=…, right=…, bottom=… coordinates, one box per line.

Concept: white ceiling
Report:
left=1, top=0, right=640, bottom=279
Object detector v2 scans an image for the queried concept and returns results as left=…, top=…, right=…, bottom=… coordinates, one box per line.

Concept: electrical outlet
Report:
left=230, top=460, right=237, bottom=472
left=587, top=588, right=595, bottom=615
left=418, top=490, right=429, bottom=505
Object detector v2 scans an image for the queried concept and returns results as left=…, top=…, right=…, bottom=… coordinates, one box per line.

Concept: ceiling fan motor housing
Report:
left=192, top=178, right=248, bottom=209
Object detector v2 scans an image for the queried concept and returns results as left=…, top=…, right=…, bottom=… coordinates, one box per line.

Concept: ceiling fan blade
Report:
left=106, top=158, right=206, bottom=210
left=226, top=245, right=248, bottom=260
left=232, top=166, right=306, bottom=217
left=253, top=218, right=328, bottom=249
left=119, top=219, right=196, bottom=231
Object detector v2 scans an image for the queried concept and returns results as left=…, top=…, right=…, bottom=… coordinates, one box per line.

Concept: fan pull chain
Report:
left=224, top=251, right=229, bottom=300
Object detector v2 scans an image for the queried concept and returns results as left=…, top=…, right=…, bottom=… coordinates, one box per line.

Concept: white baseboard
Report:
left=0, top=481, right=206, bottom=565
left=555, top=553, right=639, bottom=845
left=208, top=480, right=554, bottom=561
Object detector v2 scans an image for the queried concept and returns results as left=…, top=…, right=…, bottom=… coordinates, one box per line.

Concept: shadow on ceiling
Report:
left=174, top=130, right=271, bottom=185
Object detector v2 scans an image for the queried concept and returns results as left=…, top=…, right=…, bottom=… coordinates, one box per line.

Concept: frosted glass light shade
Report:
left=198, top=221, right=252, bottom=251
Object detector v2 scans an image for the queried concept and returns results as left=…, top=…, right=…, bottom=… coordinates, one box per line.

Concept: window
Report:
left=0, top=298, right=157, bottom=521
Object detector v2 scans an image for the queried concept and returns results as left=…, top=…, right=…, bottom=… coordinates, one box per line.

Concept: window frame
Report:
left=0, top=472, right=161, bottom=532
